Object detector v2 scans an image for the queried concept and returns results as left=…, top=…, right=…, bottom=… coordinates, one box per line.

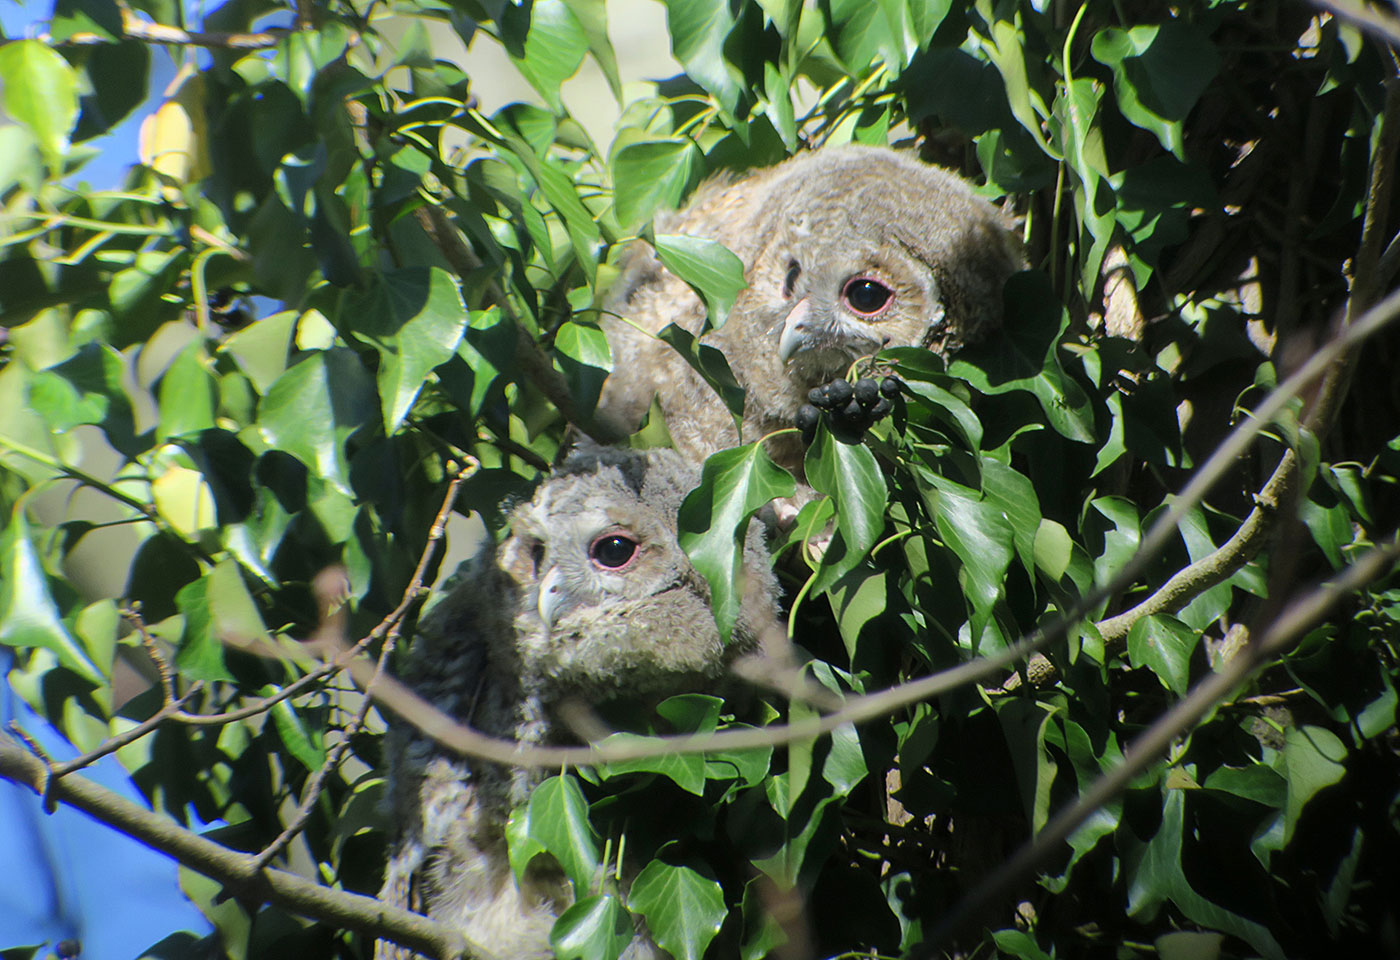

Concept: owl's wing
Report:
left=376, top=553, right=509, bottom=958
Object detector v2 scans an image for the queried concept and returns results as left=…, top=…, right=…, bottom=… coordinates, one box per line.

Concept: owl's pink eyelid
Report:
left=589, top=532, right=640, bottom=571
left=841, top=275, right=894, bottom=317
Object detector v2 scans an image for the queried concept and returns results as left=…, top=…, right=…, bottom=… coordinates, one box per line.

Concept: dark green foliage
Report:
left=2, top=1, right=1399, bottom=959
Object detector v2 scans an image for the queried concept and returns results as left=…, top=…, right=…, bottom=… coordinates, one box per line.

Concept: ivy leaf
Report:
left=1091, top=23, right=1220, bottom=160
left=1280, top=725, right=1348, bottom=847
left=0, top=41, right=78, bottom=167
left=659, top=0, right=744, bottom=119
left=919, top=471, right=1013, bottom=648
left=521, top=774, right=600, bottom=891
left=597, top=732, right=708, bottom=795
left=344, top=267, right=468, bottom=436
left=155, top=341, right=218, bottom=443
left=948, top=272, right=1095, bottom=443
left=628, top=860, right=727, bottom=960
left=555, top=319, right=613, bottom=414
left=267, top=684, right=326, bottom=771
left=612, top=139, right=701, bottom=231
left=1127, top=789, right=1284, bottom=960
left=1127, top=614, right=1197, bottom=696
left=502, top=0, right=590, bottom=114
left=259, top=349, right=376, bottom=496
left=805, top=428, right=887, bottom=562
left=0, top=509, right=104, bottom=685
left=678, top=443, right=796, bottom=641
left=656, top=323, right=745, bottom=422
left=653, top=234, right=747, bottom=331
left=551, top=894, right=634, bottom=960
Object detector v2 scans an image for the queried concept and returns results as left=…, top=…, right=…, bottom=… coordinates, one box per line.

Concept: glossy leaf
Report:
left=522, top=775, right=600, bottom=891
left=653, top=234, right=747, bottom=331
left=612, top=139, right=701, bottom=230
left=628, top=860, right=726, bottom=960
left=258, top=349, right=376, bottom=496
left=1127, top=614, right=1197, bottom=696
left=551, top=894, right=634, bottom=960
left=0, top=510, right=104, bottom=685
left=678, top=442, right=796, bottom=640
left=0, top=41, right=78, bottom=165
left=344, top=267, right=469, bottom=435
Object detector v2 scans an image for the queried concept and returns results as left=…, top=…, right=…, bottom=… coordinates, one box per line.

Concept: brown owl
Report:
left=377, top=445, right=781, bottom=960
left=597, top=144, right=1024, bottom=475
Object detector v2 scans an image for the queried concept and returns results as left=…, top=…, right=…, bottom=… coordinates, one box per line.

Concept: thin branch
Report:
left=1096, top=449, right=1297, bottom=645
left=925, top=534, right=1400, bottom=953
left=1316, top=0, right=1400, bottom=49
left=27, top=3, right=288, bottom=49
left=0, top=735, right=485, bottom=960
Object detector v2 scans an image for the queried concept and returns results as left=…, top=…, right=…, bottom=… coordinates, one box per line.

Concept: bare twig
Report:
left=0, top=735, right=485, bottom=960
left=251, top=471, right=467, bottom=868
left=28, top=2, right=288, bottom=49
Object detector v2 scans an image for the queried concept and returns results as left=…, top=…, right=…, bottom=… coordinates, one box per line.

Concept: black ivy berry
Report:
left=853, top=377, right=880, bottom=408
left=880, top=376, right=901, bottom=398
left=825, top=379, right=853, bottom=407
left=796, top=403, right=821, bottom=442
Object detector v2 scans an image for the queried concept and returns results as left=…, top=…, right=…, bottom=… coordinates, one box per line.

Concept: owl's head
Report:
left=496, top=445, right=777, bottom=700
left=744, top=146, right=1024, bottom=389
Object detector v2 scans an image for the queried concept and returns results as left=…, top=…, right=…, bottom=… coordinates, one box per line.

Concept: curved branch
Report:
left=1096, top=449, right=1297, bottom=645
left=0, top=735, right=486, bottom=960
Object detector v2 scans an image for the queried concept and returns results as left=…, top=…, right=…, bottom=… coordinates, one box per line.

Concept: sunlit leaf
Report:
left=678, top=443, right=796, bottom=640
left=522, top=775, right=600, bottom=890
left=0, top=41, right=78, bottom=166
left=629, top=860, right=726, bottom=960
left=653, top=234, right=747, bottom=331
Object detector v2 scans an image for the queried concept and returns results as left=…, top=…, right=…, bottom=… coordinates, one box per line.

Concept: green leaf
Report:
left=551, top=894, right=633, bottom=960
left=259, top=349, right=376, bottom=496
left=804, top=428, right=887, bottom=560
left=1091, top=23, right=1220, bottom=160
left=1127, top=789, right=1284, bottom=960
left=563, top=0, right=622, bottom=99
left=267, top=684, right=326, bottom=771
left=996, top=698, right=1056, bottom=832
left=827, top=0, right=919, bottom=79
left=0, top=508, right=104, bottom=685
left=656, top=323, right=745, bottom=422
left=659, top=0, right=744, bottom=118
left=948, top=272, right=1095, bottom=443
left=1280, top=725, right=1348, bottom=847
left=523, top=774, right=600, bottom=890
left=0, top=40, right=78, bottom=166
left=598, top=732, right=708, bottom=794
left=156, top=340, right=219, bottom=443
left=503, top=0, right=590, bottom=114
left=1126, top=614, right=1197, bottom=696
left=612, top=139, right=701, bottom=231
left=343, top=267, right=468, bottom=435
left=919, top=471, right=1013, bottom=647
left=652, top=234, right=747, bottom=331
left=678, top=442, right=796, bottom=640
left=628, top=860, right=727, bottom=960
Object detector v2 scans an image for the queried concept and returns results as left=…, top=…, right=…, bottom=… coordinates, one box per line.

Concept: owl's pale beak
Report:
left=537, top=565, right=572, bottom=628
left=777, top=298, right=812, bottom=364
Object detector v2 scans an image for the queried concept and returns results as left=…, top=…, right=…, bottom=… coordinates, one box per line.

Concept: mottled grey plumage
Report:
left=599, top=145, right=1024, bottom=475
left=377, top=446, right=780, bottom=960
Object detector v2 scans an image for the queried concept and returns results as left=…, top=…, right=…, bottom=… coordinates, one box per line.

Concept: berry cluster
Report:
left=796, top=376, right=901, bottom=443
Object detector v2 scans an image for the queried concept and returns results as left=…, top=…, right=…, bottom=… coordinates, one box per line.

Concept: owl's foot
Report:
left=797, top=376, right=901, bottom=443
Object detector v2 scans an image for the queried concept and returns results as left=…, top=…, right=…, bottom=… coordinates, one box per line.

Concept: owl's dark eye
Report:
left=842, top=276, right=893, bottom=316
left=782, top=261, right=801, bottom=299
left=590, top=533, right=638, bottom=569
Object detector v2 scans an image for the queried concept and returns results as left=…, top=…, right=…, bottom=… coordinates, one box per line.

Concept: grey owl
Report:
left=598, top=144, right=1024, bottom=476
left=377, top=445, right=780, bottom=960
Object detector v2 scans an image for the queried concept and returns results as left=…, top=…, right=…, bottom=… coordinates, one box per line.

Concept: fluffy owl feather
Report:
left=598, top=145, right=1024, bottom=475
left=377, top=446, right=780, bottom=960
